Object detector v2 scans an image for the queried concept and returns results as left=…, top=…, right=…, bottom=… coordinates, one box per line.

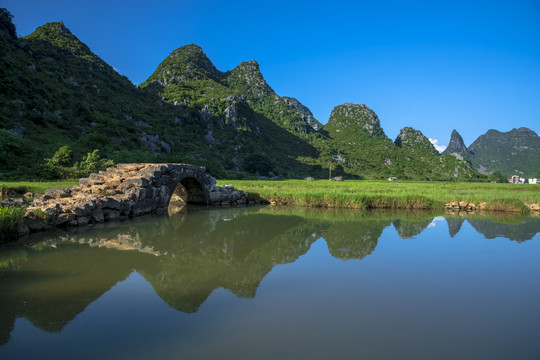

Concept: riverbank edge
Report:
left=245, top=192, right=540, bottom=214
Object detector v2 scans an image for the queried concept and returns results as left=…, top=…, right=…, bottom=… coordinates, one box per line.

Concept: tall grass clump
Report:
left=0, top=206, right=26, bottom=242
left=485, top=198, right=530, bottom=213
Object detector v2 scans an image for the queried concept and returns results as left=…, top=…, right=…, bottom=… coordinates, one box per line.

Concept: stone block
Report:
left=92, top=208, right=104, bottom=223
left=209, top=191, right=222, bottom=204
left=104, top=209, right=120, bottom=220
left=56, top=213, right=76, bottom=226
left=132, top=199, right=154, bottom=216
left=44, top=187, right=71, bottom=199
left=100, top=197, right=122, bottom=210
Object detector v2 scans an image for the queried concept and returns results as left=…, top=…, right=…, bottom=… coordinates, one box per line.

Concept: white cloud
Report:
left=429, top=138, right=446, bottom=153
left=427, top=216, right=445, bottom=228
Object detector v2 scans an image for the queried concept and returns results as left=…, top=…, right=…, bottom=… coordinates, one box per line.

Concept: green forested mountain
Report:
left=467, top=128, right=540, bottom=177
left=442, top=127, right=540, bottom=178
left=1, top=9, right=533, bottom=181
left=0, top=18, right=208, bottom=177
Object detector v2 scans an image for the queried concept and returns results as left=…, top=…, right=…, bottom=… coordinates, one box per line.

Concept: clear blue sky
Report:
left=2, top=0, right=539, bottom=150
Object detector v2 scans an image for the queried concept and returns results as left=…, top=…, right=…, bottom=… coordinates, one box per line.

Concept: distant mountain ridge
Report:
left=0, top=9, right=537, bottom=180
left=443, top=128, right=540, bottom=177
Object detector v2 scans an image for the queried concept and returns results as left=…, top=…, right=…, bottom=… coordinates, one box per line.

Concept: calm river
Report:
left=1, top=205, right=539, bottom=359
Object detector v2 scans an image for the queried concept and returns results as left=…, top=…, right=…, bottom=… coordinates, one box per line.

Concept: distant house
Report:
left=388, top=177, right=398, bottom=181
left=509, top=175, right=526, bottom=184
left=529, top=178, right=539, bottom=184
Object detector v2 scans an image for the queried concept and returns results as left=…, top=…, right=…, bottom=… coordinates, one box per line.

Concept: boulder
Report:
left=43, top=187, right=71, bottom=199
left=25, top=213, right=47, bottom=231
left=56, top=213, right=76, bottom=226
left=18, top=225, right=30, bottom=237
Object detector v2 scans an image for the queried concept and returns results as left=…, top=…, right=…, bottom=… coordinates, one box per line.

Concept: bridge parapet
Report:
left=24, top=163, right=248, bottom=233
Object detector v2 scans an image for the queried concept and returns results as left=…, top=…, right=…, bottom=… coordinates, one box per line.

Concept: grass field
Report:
left=1, top=181, right=78, bottom=196
left=1, top=179, right=539, bottom=213
left=218, top=180, right=540, bottom=212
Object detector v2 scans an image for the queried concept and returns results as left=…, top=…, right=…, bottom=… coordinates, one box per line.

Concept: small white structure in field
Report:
left=529, top=178, right=539, bottom=184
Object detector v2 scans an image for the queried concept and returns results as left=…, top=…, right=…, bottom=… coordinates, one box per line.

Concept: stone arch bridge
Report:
left=27, top=163, right=248, bottom=231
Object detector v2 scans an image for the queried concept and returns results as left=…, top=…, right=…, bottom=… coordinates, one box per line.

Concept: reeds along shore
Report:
left=218, top=180, right=540, bottom=213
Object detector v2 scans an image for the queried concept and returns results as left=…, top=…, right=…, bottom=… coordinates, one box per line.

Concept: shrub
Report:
left=47, top=145, right=74, bottom=167
left=74, top=149, right=114, bottom=174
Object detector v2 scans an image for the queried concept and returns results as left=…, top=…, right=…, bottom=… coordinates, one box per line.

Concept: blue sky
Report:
left=2, top=0, right=539, bottom=150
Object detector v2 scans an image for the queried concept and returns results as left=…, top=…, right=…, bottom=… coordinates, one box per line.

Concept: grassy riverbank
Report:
left=218, top=180, right=540, bottom=212
left=1, top=179, right=539, bottom=213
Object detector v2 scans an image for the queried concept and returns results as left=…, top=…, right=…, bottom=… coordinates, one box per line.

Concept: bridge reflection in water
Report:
left=0, top=206, right=539, bottom=358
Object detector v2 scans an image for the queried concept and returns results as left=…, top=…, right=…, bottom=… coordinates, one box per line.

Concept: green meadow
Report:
left=218, top=180, right=540, bottom=212
left=1, top=181, right=78, bottom=196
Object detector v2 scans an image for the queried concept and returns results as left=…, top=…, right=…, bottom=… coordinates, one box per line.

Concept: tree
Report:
left=488, top=170, right=507, bottom=183
left=0, top=8, right=17, bottom=39
left=74, top=149, right=114, bottom=173
left=47, top=145, right=73, bottom=167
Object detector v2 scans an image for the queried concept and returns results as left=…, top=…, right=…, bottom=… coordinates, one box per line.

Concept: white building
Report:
left=529, top=178, right=539, bottom=184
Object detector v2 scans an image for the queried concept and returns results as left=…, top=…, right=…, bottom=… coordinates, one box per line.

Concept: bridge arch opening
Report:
left=169, top=177, right=208, bottom=207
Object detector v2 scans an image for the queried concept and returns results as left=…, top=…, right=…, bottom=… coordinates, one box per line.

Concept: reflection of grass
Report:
left=0, top=248, right=28, bottom=270
left=0, top=240, right=57, bottom=270
left=219, top=180, right=540, bottom=213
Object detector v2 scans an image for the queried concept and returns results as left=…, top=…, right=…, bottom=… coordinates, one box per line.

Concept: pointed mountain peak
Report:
left=226, top=59, right=273, bottom=97
left=141, top=43, right=224, bottom=87
left=23, top=21, right=102, bottom=63
left=236, top=59, right=260, bottom=70
left=442, top=129, right=468, bottom=157
left=394, top=127, right=439, bottom=155
left=27, top=21, right=73, bottom=39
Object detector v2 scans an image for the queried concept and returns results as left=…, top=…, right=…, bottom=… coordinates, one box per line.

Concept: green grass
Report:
left=1, top=180, right=78, bottom=195
left=218, top=180, right=540, bottom=212
left=0, top=206, right=27, bottom=242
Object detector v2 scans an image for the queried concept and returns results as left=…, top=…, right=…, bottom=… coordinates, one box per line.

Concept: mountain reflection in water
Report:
left=0, top=206, right=539, bottom=356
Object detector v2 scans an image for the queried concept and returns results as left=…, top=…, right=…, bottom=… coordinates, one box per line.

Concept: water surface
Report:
left=1, top=206, right=539, bottom=359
